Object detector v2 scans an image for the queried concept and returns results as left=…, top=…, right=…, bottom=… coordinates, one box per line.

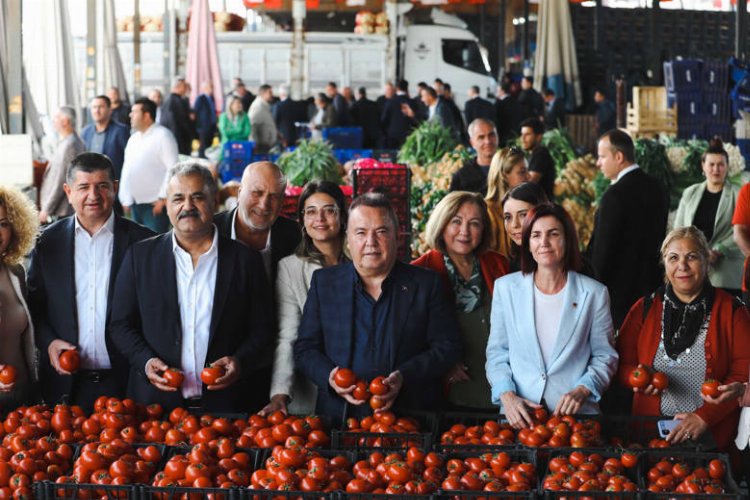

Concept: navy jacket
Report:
left=464, top=96, right=495, bottom=126
left=27, top=215, right=154, bottom=405
left=193, top=93, right=218, bottom=135
left=381, top=94, right=418, bottom=148
left=293, top=261, right=462, bottom=419
left=80, top=121, right=130, bottom=180
left=109, top=232, right=273, bottom=412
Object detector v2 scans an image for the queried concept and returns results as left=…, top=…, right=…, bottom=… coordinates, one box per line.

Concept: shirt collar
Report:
left=616, top=163, right=640, bottom=182
left=172, top=225, right=219, bottom=258
left=74, top=211, right=115, bottom=237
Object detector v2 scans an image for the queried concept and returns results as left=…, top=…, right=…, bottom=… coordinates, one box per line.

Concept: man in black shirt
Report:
left=450, top=118, right=498, bottom=194
left=520, top=118, right=555, bottom=201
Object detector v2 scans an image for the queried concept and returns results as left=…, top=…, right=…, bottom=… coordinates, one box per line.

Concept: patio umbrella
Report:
left=186, top=0, right=223, bottom=111
left=96, top=0, right=129, bottom=102
left=533, top=0, right=582, bottom=110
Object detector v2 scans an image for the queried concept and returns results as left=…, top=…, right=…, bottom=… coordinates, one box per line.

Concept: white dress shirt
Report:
left=230, top=209, right=272, bottom=278
left=172, top=228, right=219, bottom=399
left=119, top=123, right=179, bottom=206
left=74, top=212, right=115, bottom=370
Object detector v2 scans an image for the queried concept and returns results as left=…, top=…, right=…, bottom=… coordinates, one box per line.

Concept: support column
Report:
left=291, top=0, right=306, bottom=99
left=385, top=0, right=398, bottom=85
left=134, top=0, right=142, bottom=97
left=85, top=0, right=97, bottom=113
left=737, top=0, right=747, bottom=60
left=7, top=0, right=23, bottom=134
left=498, top=0, right=506, bottom=79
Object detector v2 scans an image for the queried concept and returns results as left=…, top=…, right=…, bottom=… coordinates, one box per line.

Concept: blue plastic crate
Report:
left=702, top=60, right=729, bottom=91
left=664, top=59, right=703, bottom=92
left=223, top=140, right=255, bottom=163
left=738, top=139, right=750, bottom=170
left=322, top=127, right=364, bottom=149
left=219, top=159, right=246, bottom=183
left=334, top=149, right=373, bottom=164
left=705, top=123, right=734, bottom=142
left=678, top=123, right=704, bottom=140
left=702, top=92, right=732, bottom=124
left=674, top=91, right=703, bottom=125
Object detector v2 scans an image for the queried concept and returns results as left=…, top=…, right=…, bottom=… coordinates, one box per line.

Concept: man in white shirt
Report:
left=119, top=97, right=178, bottom=233
left=111, top=162, right=272, bottom=412
left=28, top=153, right=154, bottom=410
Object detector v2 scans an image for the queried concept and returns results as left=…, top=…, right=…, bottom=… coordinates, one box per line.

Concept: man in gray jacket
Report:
left=249, top=85, right=278, bottom=153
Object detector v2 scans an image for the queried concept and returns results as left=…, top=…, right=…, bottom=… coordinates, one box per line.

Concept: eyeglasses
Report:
left=303, top=206, right=339, bottom=218
left=508, top=145, right=523, bottom=155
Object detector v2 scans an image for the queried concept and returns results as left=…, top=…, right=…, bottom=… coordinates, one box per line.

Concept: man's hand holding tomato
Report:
left=373, top=370, right=403, bottom=412
left=145, top=358, right=178, bottom=392
left=47, top=339, right=77, bottom=375
left=204, top=356, right=240, bottom=390
left=328, top=367, right=365, bottom=406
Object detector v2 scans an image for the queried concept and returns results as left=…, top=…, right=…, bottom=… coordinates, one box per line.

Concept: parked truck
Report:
left=109, top=7, right=496, bottom=108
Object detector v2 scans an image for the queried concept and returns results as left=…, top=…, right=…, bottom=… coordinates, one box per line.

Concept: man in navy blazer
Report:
left=294, top=193, right=462, bottom=420
left=110, top=162, right=272, bottom=412
left=28, top=153, right=154, bottom=410
left=380, top=80, right=419, bottom=149
left=193, top=81, right=218, bottom=158
left=80, top=96, right=130, bottom=182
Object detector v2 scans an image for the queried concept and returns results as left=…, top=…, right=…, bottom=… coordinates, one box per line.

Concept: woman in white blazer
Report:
left=673, top=137, right=743, bottom=293
left=0, top=186, right=39, bottom=407
left=260, top=180, right=348, bottom=415
left=486, top=203, right=618, bottom=428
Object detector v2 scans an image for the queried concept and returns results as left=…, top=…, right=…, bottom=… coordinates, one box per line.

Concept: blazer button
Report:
left=705, top=354, right=712, bottom=360
left=541, top=374, right=546, bottom=380
left=705, top=341, right=711, bottom=347
left=706, top=368, right=713, bottom=374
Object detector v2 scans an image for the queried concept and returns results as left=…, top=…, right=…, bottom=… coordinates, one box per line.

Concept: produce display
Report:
left=332, top=368, right=392, bottom=411
left=644, top=454, right=730, bottom=494
left=278, top=139, right=342, bottom=187
left=338, top=411, right=427, bottom=449
left=542, top=450, right=638, bottom=493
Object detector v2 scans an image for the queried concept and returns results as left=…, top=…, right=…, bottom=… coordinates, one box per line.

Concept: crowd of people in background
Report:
left=11, top=71, right=750, bottom=481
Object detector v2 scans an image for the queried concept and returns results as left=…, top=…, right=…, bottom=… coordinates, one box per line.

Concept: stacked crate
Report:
left=625, top=86, right=677, bottom=139
left=664, top=59, right=733, bottom=141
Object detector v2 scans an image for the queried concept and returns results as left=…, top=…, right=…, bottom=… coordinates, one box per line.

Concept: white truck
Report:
left=111, top=8, right=496, bottom=108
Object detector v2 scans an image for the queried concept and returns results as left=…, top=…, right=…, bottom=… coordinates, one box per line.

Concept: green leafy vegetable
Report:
left=278, top=140, right=341, bottom=187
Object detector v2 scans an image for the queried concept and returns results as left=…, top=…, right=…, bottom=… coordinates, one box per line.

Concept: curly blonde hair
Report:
left=0, top=186, right=39, bottom=265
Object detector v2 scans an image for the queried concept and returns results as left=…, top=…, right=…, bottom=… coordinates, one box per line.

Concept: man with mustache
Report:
left=213, top=161, right=300, bottom=412
left=110, top=162, right=272, bottom=412
left=28, top=153, right=154, bottom=410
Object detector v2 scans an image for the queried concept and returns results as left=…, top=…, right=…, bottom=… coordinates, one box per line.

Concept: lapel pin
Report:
left=401, top=285, right=408, bottom=292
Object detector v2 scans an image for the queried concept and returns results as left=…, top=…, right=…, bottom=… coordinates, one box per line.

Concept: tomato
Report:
left=369, top=396, right=387, bottom=411
left=163, top=368, right=184, bottom=389
left=351, top=381, right=370, bottom=401
left=628, top=365, right=651, bottom=389
left=651, top=371, right=669, bottom=391
left=58, top=350, right=80, bottom=373
left=333, top=368, right=357, bottom=388
left=0, top=366, right=16, bottom=385
left=701, top=379, right=721, bottom=398
left=709, top=458, right=726, bottom=480
left=369, top=376, right=388, bottom=396
left=620, top=452, right=637, bottom=469
left=346, top=478, right=371, bottom=493
left=200, top=366, right=225, bottom=386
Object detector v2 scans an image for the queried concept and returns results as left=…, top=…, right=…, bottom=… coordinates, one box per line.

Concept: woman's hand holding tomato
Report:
left=701, top=381, right=747, bottom=405
left=628, top=364, right=667, bottom=396
left=500, top=391, right=543, bottom=430
left=0, top=365, right=16, bottom=393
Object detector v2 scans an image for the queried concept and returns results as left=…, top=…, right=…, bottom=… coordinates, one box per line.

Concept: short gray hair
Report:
left=278, top=84, right=290, bottom=97
left=58, top=106, right=77, bottom=129
left=468, top=118, right=496, bottom=139
left=168, top=161, right=218, bottom=200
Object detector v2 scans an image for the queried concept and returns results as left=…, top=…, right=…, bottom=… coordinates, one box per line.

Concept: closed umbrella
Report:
left=533, top=0, right=582, bottom=110
left=186, top=0, right=223, bottom=111
left=96, top=0, right=129, bottom=102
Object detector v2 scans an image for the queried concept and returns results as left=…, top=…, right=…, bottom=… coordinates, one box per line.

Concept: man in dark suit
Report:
left=587, top=129, right=668, bottom=327
left=110, top=162, right=272, bottom=412
left=543, top=88, right=566, bottom=131
left=450, top=118, right=498, bottom=194
left=521, top=118, right=556, bottom=201
left=294, top=193, right=462, bottom=420
left=406, top=86, right=461, bottom=141
left=594, top=88, right=616, bottom=136
left=27, top=153, right=154, bottom=410
left=213, top=161, right=301, bottom=408
left=273, top=85, right=307, bottom=148
left=106, top=87, right=131, bottom=127
left=326, top=82, right=351, bottom=127
left=80, top=96, right=129, bottom=181
left=351, top=87, right=382, bottom=149
left=160, top=77, right=195, bottom=155
left=495, top=82, right=523, bottom=144
left=464, top=85, right=495, bottom=126
left=193, top=81, right=218, bottom=158
left=518, top=76, right=545, bottom=121
left=381, top=79, right=419, bottom=149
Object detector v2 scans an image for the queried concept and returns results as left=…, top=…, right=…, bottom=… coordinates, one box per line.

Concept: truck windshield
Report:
left=441, top=39, right=491, bottom=76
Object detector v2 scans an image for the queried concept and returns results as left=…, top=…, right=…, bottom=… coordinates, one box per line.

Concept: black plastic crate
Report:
left=600, top=415, right=668, bottom=448
left=332, top=410, right=436, bottom=451
left=639, top=450, right=741, bottom=499
left=140, top=484, right=244, bottom=500
left=437, top=448, right=538, bottom=498
left=39, top=480, right=139, bottom=500
left=540, top=449, right=642, bottom=500
left=435, top=412, right=516, bottom=451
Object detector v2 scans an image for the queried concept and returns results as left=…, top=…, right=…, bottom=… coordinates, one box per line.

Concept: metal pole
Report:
left=594, top=0, right=602, bottom=52
left=85, top=0, right=97, bottom=116
left=498, top=0, right=506, bottom=78
left=737, top=0, right=747, bottom=60
left=522, top=0, right=530, bottom=65
left=6, top=0, right=23, bottom=134
left=291, top=0, right=306, bottom=99
left=134, top=0, right=142, bottom=97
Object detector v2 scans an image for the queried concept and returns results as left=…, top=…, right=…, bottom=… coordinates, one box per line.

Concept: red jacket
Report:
left=616, top=289, right=750, bottom=451
left=411, top=249, right=510, bottom=300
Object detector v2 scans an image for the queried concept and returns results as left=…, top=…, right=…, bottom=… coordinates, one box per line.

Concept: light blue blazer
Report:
left=486, top=271, right=618, bottom=414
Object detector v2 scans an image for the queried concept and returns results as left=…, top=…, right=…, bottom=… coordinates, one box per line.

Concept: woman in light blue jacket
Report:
left=486, top=203, right=618, bottom=428
left=673, top=137, right=743, bottom=295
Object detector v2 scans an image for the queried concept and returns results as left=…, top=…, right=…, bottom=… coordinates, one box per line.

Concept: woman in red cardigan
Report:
left=412, top=191, right=509, bottom=410
left=616, top=226, right=750, bottom=452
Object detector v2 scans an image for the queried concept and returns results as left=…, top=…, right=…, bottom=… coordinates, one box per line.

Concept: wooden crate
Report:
left=626, top=86, right=678, bottom=138
left=565, top=114, right=598, bottom=154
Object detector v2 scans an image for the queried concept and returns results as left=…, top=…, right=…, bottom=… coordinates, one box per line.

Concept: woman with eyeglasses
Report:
left=485, top=147, right=531, bottom=258
left=260, top=180, right=348, bottom=415
left=412, top=191, right=509, bottom=410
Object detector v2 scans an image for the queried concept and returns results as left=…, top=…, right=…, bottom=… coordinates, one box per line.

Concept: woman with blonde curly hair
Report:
left=485, top=147, right=530, bottom=257
left=0, top=186, right=39, bottom=405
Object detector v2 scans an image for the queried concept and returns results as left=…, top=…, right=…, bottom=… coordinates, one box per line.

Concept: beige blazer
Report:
left=4, top=264, right=37, bottom=383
